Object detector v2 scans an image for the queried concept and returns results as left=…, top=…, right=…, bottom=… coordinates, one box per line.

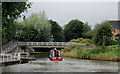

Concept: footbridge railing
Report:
left=2, top=41, right=87, bottom=54
left=18, top=42, right=86, bottom=46
left=26, top=42, right=78, bottom=46
left=2, top=41, right=18, bottom=54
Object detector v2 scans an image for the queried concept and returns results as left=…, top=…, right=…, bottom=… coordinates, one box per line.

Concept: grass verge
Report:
left=61, top=44, right=119, bottom=61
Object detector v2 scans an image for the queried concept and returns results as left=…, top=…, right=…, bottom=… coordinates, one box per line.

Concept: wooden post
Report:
left=20, top=47, right=21, bottom=53
left=14, top=53, right=15, bottom=61
left=18, top=53, right=20, bottom=60
left=3, top=54, right=4, bottom=62
left=11, top=54, right=12, bottom=61
left=7, top=54, right=8, bottom=62
left=102, top=35, right=105, bottom=50
left=17, top=46, right=18, bottom=53
left=118, top=37, right=120, bottom=61
left=57, top=42, right=58, bottom=46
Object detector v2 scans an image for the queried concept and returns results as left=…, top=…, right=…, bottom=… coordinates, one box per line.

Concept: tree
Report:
left=64, top=19, right=84, bottom=42
left=15, top=13, right=53, bottom=42
left=15, top=23, right=38, bottom=42
left=2, top=2, right=31, bottom=28
left=83, top=22, right=91, bottom=33
left=2, top=2, right=32, bottom=45
left=95, top=21, right=113, bottom=45
left=49, top=20, right=64, bottom=42
left=83, top=22, right=92, bottom=39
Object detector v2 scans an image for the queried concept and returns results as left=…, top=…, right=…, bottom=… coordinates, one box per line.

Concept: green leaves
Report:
left=2, top=2, right=32, bottom=45
left=69, top=38, right=92, bottom=44
left=2, top=2, right=32, bottom=28
left=83, top=22, right=92, bottom=39
left=15, top=12, right=53, bottom=42
left=49, top=20, right=64, bottom=42
left=95, top=21, right=113, bottom=45
left=64, top=19, right=84, bottom=41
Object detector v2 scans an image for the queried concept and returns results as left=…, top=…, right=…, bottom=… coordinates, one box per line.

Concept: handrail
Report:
left=26, top=42, right=77, bottom=46
left=2, top=41, right=18, bottom=53
left=1, top=52, right=29, bottom=61
left=27, top=47, right=34, bottom=52
left=2, top=41, right=86, bottom=53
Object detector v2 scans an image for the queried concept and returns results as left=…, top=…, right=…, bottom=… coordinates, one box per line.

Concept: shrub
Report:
left=106, top=38, right=117, bottom=45
left=61, top=43, right=119, bottom=59
left=69, top=38, right=92, bottom=44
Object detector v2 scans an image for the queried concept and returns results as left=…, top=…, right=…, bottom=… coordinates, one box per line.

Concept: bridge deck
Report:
left=2, top=41, right=87, bottom=54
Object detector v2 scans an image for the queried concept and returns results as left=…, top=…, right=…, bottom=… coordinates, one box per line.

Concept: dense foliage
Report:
left=95, top=21, right=113, bottom=45
left=83, top=22, right=92, bottom=39
left=2, top=2, right=32, bottom=45
left=15, top=13, right=53, bottom=42
left=64, top=19, right=84, bottom=42
left=61, top=44, right=119, bottom=60
left=49, top=20, right=64, bottom=42
left=2, top=2, right=31, bottom=27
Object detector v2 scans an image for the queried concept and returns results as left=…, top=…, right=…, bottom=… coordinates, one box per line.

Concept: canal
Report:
left=1, top=54, right=119, bottom=72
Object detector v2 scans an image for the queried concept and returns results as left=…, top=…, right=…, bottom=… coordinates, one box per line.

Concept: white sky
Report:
left=28, top=0, right=119, bottom=2
left=19, top=1, right=119, bottom=29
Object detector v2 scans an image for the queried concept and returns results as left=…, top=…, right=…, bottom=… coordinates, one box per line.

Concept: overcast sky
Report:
left=19, top=1, right=118, bottom=29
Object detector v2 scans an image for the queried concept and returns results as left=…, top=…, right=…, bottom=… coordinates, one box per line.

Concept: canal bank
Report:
left=61, top=44, right=120, bottom=62
left=62, top=56, right=119, bottom=62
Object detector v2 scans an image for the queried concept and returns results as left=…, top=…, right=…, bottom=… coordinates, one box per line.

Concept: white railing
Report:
left=2, top=41, right=18, bottom=54
left=0, top=52, right=29, bottom=62
left=26, top=42, right=78, bottom=46
left=27, top=47, right=35, bottom=52
left=2, top=41, right=86, bottom=53
left=0, top=53, right=19, bottom=62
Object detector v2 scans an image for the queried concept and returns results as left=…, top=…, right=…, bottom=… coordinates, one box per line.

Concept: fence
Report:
left=1, top=53, right=20, bottom=62
left=0, top=52, right=29, bottom=62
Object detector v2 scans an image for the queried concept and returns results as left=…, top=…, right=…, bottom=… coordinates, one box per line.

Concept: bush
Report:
left=61, top=43, right=119, bottom=59
left=94, top=21, right=113, bottom=45
left=69, top=38, right=92, bottom=44
left=89, top=46, right=107, bottom=54
left=106, top=38, right=117, bottom=45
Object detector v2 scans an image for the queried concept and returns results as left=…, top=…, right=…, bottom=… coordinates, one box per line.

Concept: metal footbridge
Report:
left=2, top=41, right=87, bottom=54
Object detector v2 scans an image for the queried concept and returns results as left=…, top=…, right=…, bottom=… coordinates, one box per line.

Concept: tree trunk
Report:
left=102, top=36, right=105, bottom=50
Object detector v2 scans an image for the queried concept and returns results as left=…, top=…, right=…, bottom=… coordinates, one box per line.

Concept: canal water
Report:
left=1, top=54, right=119, bottom=72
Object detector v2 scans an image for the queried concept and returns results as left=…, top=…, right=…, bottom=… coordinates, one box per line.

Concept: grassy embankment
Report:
left=61, top=44, right=120, bottom=61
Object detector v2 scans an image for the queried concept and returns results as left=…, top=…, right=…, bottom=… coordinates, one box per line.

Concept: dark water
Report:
left=2, top=54, right=119, bottom=72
